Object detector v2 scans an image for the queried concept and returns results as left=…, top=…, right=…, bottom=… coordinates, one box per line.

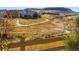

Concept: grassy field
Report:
left=0, top=14, right=77, bottom=51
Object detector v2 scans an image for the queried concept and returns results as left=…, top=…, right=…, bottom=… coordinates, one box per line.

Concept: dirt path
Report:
left=16, top=19, right=50, bottom=26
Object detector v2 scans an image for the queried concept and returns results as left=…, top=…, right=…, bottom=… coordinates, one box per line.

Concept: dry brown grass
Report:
left=0, top=14, right=77, bottom=51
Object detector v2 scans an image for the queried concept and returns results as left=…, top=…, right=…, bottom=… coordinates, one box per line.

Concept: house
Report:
left=19, top=9, right=41, bottom=19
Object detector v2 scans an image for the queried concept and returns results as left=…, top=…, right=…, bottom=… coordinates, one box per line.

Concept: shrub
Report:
left=76, top=16, right=79, bottom=28
left=12, top=32, right=23, bottom=38
left=64, top=31, right=79, bottom=51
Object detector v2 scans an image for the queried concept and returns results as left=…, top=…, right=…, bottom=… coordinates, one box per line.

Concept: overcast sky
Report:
left=0, top=0, right=79, bottom=12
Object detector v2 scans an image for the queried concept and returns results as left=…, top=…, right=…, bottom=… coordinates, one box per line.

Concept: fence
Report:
left=8, top=37, right=64, bottom=51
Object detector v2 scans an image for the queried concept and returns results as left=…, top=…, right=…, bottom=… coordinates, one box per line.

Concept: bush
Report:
left=12, top=32, right=22, bottom=38
left=64, top=31, right=79, bottom=51
left=11, top=32, right=27, bottom=40
left=76, top=16, right=79, bottom=28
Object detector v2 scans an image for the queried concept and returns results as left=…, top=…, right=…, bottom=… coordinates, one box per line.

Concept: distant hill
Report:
left=43, top=7, right=74, bottom=13
left=25, top=7, right=74, bottom=14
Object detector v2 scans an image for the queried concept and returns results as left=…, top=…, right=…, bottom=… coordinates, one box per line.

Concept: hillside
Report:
left=0, top=14, right=77, bottom=37
left=43, top=7, right=74, bottom=13
left=0, top=13, right=78, bottom=51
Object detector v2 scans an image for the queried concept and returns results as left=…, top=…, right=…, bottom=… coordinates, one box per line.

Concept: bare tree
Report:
left=0, top=18, right=14, bottom=51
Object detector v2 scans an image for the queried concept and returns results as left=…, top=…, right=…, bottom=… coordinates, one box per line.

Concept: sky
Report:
left=70, top=7, right=79, bottom=12
left=0, top=0, right=79, bottom=12
left=0, top=7, right=79, bottom=12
